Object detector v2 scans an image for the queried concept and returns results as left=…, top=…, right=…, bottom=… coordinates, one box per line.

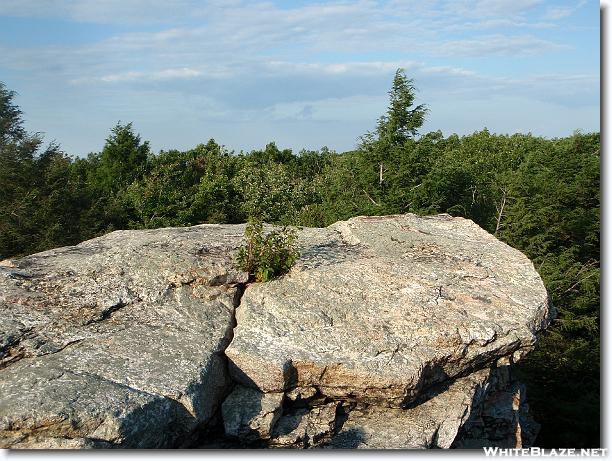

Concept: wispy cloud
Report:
left=0, top=0, right=599, bottom=154
left=444, top=0, right=542, bottom=19
left=543, top=0, right=588, bottom=21
left=0, top=0, right=208, bottom=24
left=431, top=34, right=571, bottom=57
left=92, top=67, right=202, bottom=83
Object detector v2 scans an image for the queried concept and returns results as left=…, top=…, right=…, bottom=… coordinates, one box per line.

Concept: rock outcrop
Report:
left=0, top=214, right=552, bottom=449
left=0, top=226, right=247, bottom=448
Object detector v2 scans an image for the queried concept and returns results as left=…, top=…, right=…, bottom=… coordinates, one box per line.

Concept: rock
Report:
left=0, top=360, right=180, bottom=448
left=452, top=369, right=540, bottom=449
left=322, top=366, right=536, bottom=450
left=271, top=402, right=339, bottom=447
left=8, top=436, right=112, bottom=449
left=0, top=224, right=248, bottom=448
left=221, top=385, right=283, bottom=440
left=226, top=214, right=552, bottom=406
left=322, top=368, right=492, bottom=449
left=286, top=386, right=318, bottom=403
left=0, top=214, right=550, bottom=449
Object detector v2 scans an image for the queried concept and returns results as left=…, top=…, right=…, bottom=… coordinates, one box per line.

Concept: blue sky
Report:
left=0, top=0, right=600, bottom=156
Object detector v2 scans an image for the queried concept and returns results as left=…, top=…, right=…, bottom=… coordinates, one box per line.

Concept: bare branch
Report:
left=494, top=187, right=507, bottom=236
left=362, top=189, right=379, bottom=206
left=563, top=271, right=599, bottom=294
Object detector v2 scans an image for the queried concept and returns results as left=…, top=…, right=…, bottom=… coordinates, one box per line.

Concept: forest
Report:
left=0, top=71, right=600, bottom=448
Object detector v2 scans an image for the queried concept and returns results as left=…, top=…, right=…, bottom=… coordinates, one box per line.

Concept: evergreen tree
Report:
left=0, top=83, right=27, bottom=144
left=376, top=68, right=428, bottom=148
left=97, top=122, right=150, bottom=194
left=360, top=69, right=428, bottom=203
left=0, top=83, right=82, bottom=258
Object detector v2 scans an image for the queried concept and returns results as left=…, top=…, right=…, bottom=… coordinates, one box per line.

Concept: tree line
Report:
left=0, top=72, right=600, bottom=448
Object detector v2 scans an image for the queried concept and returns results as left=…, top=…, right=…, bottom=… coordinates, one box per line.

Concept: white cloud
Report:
left=431, top=34, right=570, bottom=57
left=0, top=0, right=208, bottom=24
left=0, top=0, right=571, bottom=86
left=93, top=67, right=201, bottom=83
left=0, top=0, right=545, bottom=25
left=99, top=71, right=143, bottom=83
left=443, top=0, right=542, bottom=19
left=0, top=0, right=598, bottom=154
left=265, top=94, right=387, bottom=123
left=544, top=6, right=574, bottom=20
left=426, top=94, right=598, bottom=139
left=543, top=0, right=588, bottom=21
left=263, top=60, right=421, bottom=77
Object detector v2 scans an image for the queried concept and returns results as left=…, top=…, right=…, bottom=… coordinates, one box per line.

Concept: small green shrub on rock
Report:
left=236, top=219, right=300, bottom=282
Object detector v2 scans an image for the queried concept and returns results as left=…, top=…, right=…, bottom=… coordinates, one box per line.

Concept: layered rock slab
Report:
left=0, top=225, right=247, bottom=448
left=322, top=368, right=493, bottom=449
left=226, top=214, right=552, bottom=405
left=322, top=365, right=537, bottom=450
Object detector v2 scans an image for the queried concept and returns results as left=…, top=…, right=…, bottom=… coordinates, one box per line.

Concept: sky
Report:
left=0, top=0, right=600, bottom=156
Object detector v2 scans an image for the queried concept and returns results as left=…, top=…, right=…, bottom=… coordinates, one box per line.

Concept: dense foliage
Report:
left=236, top=219, right=300, bottom=282
left=0, top=74, right=600, bottom=448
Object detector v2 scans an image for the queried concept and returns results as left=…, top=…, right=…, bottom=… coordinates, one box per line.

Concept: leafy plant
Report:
left=235, top=219, right=300, bottom=282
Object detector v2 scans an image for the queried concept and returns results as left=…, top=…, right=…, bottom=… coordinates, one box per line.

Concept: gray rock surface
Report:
left=322, top=368, right=493, bottom=449
left=452, top=367, right=540, bottom=449
left=0, top=214, right=551, bottom=449
left=286, top=386, right=318, bottom=402
left=222, top=385, right=283, bottom=440
left=0, top=225, right=247, bottom=448
left=271, top=402, right=338, bottom=447
left=226, top=214, right=552, bottom=406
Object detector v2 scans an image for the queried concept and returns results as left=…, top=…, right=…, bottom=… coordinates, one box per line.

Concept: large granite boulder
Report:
left=0, top=214, right=552, bottom=449
left=0, top=225, right=247, bottom=448
left=225, top=214, right=552, bottom=405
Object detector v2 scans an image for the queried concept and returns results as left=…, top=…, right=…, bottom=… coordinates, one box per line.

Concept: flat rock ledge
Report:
left=0, top=225, right=247, bottom=448
left=0, top=214, right=552, bottom=449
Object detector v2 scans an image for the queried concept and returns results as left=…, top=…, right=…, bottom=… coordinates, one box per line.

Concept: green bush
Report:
left=235, top=219, right=300, bottom=282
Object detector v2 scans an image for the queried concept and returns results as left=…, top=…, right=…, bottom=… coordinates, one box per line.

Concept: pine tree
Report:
left=376, top=69, right=428, bottom=148
left=98, top=122, right=150, bottom=194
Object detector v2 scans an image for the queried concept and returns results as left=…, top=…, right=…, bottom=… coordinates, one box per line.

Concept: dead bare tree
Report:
left=494, top=186, right=508, bottom=236
left=363, top=189, right=379, bottom=206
